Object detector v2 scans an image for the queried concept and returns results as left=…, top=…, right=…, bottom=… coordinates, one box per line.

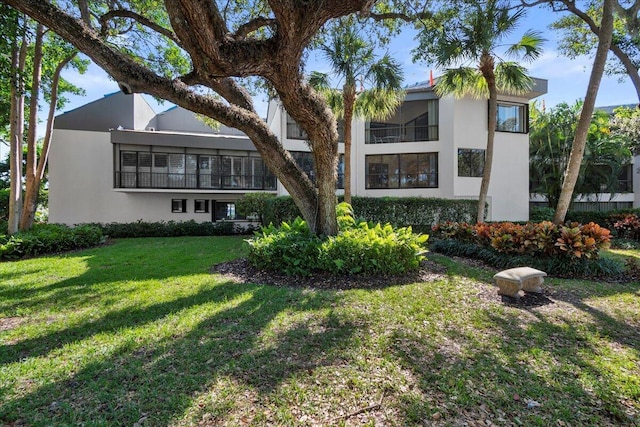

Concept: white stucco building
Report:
left=48, top=79, right=547, bottom=225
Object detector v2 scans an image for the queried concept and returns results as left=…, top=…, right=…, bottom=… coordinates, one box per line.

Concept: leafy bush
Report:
left=0, top=224, right=104, bottom=261
left=247, top=202, right=429, bottom=277
left=94, top=220, right=253, bottom=238
left=432, top=220, right=611, bottom=260
left=247, top=217, right=321, bottom=276
left=612, top=214, right=640, bottom=240
left=430, top=238, right=623, bottom=279
left=530, top=206, right=555, bottom=222
left=236, top=192, right=276, bottom=225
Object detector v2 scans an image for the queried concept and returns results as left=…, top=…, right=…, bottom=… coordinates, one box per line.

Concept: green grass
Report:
left=1, top=237, right=639, bottom=426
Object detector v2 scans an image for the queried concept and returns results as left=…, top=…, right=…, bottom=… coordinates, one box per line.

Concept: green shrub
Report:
left=247, top=217, right=321, bottom=276
left=0, top=223, right=104, bottom=261
left=263, top=196, right=478, bottom=232
left=236, top=193, right=276, bottom=225
left=319, top=222, right=428, bottom=275
left=530, top=206, right=555, bottom=222
left=95, top=220, right=251, bottom=238
left=247, top=202, right=429, bottom=277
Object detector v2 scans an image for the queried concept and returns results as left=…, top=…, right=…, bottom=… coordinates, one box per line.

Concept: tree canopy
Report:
left=2, top=0, right=404, bottom=235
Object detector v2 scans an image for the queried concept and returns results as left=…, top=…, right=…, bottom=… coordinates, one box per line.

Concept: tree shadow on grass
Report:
left=0, top=236, right=246, bottom=315
left=0, top=281, right=358, bottom=426
left=391, top=292, right=639, bottom=426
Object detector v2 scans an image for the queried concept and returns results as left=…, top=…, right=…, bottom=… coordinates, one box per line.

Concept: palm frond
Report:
left=354, top=88, right=405, bottom=120
left=435, top=67, right=487, bottom=99
left=365, top=54, right=404, bottom=90
left=495, top=62, right=533, bottom=95
left=308, top=71, right=331, bottom=91
left=506, top=30, right=545, bottom=62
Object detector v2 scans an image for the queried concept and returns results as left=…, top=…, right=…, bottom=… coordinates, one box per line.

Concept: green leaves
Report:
left=247, top=203, right=429, bottom=277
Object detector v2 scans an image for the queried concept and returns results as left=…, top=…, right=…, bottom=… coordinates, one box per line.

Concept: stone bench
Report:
left=493, top=267, right=547, bottom=298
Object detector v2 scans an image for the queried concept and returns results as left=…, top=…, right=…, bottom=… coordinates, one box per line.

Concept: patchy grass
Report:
left=1, top=237, right=638, bottom=426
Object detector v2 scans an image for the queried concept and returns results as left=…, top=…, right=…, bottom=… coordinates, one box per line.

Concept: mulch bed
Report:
left=212, top=258, right=448, bottom=290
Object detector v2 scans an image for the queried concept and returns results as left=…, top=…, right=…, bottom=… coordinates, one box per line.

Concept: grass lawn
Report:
left=1, top=236, right=638, bottom=426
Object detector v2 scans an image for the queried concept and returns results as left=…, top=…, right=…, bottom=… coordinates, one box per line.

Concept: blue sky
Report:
left=44, top=5, right=640, bottom=132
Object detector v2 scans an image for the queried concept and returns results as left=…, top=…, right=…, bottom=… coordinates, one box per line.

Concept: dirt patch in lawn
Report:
left=0, top=316, right=25, bottom=331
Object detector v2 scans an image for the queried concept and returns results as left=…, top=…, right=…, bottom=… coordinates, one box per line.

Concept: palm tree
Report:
left=419, top=0, right=543, bottom=223
left=309, top=21, right=404, bottom=204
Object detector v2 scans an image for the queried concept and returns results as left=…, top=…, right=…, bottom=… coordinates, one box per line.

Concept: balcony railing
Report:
left=115, top=172, right=277, bottom=191
left=287, top=122, right=345, bottom=142
left=366, top=124, right=438, bottom=144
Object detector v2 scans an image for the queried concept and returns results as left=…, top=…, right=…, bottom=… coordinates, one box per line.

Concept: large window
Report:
left=496, top=102, right=528, bottom=133
left=291, top=151, right=344, bottom=189
left=458, top=149, right=485, bottom=177
left=365, top=153, right=438, bottom=189
left=117, top=150, right=276, bottom=190
left=286, top=113, right=345, bottom=141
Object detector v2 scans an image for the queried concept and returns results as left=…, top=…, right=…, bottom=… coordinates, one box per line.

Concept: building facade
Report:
left=49, top=79, right=547, bottom=225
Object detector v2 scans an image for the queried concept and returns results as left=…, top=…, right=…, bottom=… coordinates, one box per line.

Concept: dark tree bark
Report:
left=2, top=0, right=377, bottom=235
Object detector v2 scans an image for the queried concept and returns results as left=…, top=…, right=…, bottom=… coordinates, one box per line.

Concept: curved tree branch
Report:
left=99, top=9, right=182, bottom=46
left=233, top=17, right=277, bottom=39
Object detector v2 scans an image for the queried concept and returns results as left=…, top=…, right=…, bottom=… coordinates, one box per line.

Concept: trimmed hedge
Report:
left=0, top=224, right=104, bottom=261
left=263, top=196, right=478, bottom=233
left=93, top=220, right=256, bottom=238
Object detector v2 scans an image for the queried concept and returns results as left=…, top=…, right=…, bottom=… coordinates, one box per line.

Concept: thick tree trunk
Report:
left=554, top=0, right=615, bottom=224
left=8, top=29, right=27, bottom=235
left=3, top=0, right=376, bottom=236
left=477, top=54, right=497, bottom=223
left=342, top=86, right=356, bottom=205
left=19, top=23, right=44, bottom=231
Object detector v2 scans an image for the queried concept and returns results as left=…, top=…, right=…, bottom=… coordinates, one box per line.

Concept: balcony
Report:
left=365, top=99, right=439, bottom=144
left=115, top=172, right=277, bottom=191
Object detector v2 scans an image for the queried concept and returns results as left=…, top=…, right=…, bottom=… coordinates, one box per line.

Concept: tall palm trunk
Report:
left=20, top=23, right=44, bottom=230
left=553, top=0, right=615, bottom=224
left=342, top=85, right=356, bottom=204
left=478, top=53, right=497, bottom=223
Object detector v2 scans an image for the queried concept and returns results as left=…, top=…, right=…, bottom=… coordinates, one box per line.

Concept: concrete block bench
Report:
left=493, top=267, right=547, bottom=298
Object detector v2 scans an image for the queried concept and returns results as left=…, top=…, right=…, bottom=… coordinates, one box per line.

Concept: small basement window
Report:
left=171, top=199, right=187, bottom=213
left=194, top=199, right=209, bottom=213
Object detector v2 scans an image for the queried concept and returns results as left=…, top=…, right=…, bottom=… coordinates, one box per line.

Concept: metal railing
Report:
left=116, top=172, right=277, bottom=190
left=366, top=124, right=438, bottom=143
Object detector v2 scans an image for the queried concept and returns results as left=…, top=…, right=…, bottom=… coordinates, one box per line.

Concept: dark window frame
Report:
left=171, top=199, right=187, bottom=213
left=194, top=199, right=209, bottom=213
left=494, top=101, right=529, bottom=134
left=458, top=148, right=485, bottom=177
left=365, top=152, right=439, bottom=189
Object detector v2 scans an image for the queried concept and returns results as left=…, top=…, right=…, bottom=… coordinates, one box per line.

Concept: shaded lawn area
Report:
left=0, top=236, right=638, bottom=426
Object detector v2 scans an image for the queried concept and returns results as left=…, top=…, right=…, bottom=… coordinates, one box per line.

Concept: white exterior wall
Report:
left=49, top=129, right=246, bottom=225
left=449, top=97, right=530, bottom=221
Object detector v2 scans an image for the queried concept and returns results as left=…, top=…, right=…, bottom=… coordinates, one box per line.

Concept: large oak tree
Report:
left=2, top=0, right=387, bottom=236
